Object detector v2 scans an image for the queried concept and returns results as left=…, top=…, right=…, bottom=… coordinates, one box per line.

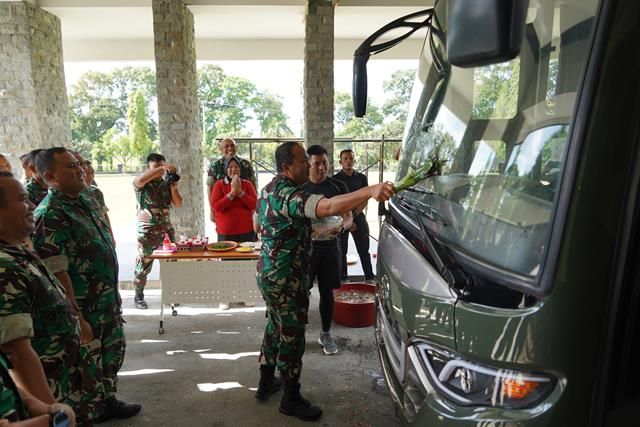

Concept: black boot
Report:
left=134, top=291, right=148, bottom=309
left=94, top=396, right=142, bottom=423
left=255, top=365, right=283, bottom=401
left=279, top=383, right=322, bottom=421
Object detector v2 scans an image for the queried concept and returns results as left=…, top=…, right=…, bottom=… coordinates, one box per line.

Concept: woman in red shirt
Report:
left=210, top=156, right=258, bottom=242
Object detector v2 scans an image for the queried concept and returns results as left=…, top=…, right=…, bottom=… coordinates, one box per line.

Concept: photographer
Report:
left=132, top=153, right=183, bottom=309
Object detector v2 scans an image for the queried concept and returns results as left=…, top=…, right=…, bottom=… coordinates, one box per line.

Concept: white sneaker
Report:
left=317, top=332, right=338, bottom=355
left=218, top=303, right=230, bottom=310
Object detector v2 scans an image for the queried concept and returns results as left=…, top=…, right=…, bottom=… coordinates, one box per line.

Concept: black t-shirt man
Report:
left=301, top=177, right=349, bottom=250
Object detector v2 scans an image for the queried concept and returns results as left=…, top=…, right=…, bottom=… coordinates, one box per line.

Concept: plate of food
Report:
left=311, top=216, right=344, bottom=241
left=235, top=246, right=254, bottom=253
left=207, top=241, right=238, bottom=252
left=239, top=242, right=255, bottom=247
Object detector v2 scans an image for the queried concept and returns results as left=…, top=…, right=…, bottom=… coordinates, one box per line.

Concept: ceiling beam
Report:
left=62, top=38, right=424, bottom=61
left=36, top=0, right=429, bottom=6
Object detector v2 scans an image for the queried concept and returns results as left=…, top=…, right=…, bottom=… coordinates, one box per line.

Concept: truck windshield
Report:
left=396, top=0, right=599, bottom=277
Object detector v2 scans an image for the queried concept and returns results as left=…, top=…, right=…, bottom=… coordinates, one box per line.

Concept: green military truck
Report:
left=353, top=0, right=640, bottom=424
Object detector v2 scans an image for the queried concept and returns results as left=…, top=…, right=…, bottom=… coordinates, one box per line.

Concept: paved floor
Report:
left=102, top=289, right=401, bottom=427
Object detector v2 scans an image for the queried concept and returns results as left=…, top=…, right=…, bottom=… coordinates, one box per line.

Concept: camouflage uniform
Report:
left=32, top=188, right=123, bottom=414
left=133, top=179, right=175, bottom=294
left=206, top=156, right=256, bottom=187
left=0, top=351, right=28, bottom=422
left=84, top=185, right=114, bottom=246
left=25, top=178, right=48, bottom=207
left=256, top=175, right=323, bottom=385
left=0, top=242, right=97, bottom=424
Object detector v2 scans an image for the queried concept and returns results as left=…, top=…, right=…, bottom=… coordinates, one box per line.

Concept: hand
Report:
left=230, top=175, right=242, bottom=195
left=164, top=164, right=178, bottom=174
left=49, top=403, right=77, bottom=427
left=369, top=182, right=395, bottom=201
left=78, top=316, right=93, bottom=344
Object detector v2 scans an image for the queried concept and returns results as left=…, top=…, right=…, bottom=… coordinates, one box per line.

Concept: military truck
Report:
left=353, top=0, right=640, bottom=424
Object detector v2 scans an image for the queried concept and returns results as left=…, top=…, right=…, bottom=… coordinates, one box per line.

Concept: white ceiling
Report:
left=35, top=1, right=433, bottom=61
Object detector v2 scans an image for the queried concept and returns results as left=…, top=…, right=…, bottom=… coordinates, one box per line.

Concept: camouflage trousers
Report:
left=134, top=229, right=174, bottom=293
left=62, top=340, right=104, bottom=426
left=257, top=274, right=309, bottom=385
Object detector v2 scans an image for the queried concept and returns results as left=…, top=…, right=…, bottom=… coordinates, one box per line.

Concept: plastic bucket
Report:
left=333, top=283, right=376, bottom=328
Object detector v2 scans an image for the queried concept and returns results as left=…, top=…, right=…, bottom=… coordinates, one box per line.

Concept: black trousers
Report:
left=340, top=213, right=374, bottom=280
left=309, top=245, right=342, bottom=332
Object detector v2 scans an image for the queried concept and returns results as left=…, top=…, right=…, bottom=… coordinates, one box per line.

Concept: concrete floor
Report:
left=103, top=289, right=401, bottom=427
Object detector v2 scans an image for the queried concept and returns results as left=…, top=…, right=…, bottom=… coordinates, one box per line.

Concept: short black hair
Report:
left=19, top=153, right=30, bottom=167
left=339, top=148, right=354, bottom=158
left=35, top=147, right=68, bottom=180
left=275, top=141, right=302, bottom=173
left=27, top=149, right=44, bottom=166
left=306, top=145, right=327, bottom=157
left=0, top=171, right=15, bottom=208
left=146, top=153, right=166, bottom=164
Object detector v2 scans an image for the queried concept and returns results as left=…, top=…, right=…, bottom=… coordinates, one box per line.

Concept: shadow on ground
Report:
left=102, top=288, right=401, bottom=427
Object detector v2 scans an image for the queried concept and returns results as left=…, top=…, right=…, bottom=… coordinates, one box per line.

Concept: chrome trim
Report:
left=377, top=302, right=406, bottom=383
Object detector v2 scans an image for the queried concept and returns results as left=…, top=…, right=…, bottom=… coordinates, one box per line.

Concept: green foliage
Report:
left=334, top=91, right=383, bottom=138
left=472, top=61, right=519, bottom=119
left=69, top=67, right=157, bottom=153
left=127, top=90, right=154, bottom=160
left=198, top=65, right=293, bottom=158
left=382, top=69, right=416, bottom=120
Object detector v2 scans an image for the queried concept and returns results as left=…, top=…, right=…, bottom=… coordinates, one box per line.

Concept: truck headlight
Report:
left=414, top=343, right=556, bottom=409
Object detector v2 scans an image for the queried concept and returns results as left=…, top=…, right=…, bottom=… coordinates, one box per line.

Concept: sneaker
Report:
left=317, top=332, right=338, bottom=355
left=218, top=303, right=230, bottom=310
left=134, top=293, right=148, bottom=310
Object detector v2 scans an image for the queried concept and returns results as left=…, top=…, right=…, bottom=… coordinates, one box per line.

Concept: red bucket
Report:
left=333, top=283, right=376, bottom=328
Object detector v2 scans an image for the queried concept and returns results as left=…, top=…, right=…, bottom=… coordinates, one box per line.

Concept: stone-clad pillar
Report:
left=304, top=0, right=335, bottom=168
left=152, top=0, right=204, bottom=237
left=0, top=2, right=71, bottom=175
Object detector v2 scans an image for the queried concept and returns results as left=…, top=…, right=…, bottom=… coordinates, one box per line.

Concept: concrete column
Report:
left=152, top=0, right=204, bottom=237
left=0, top=1, right=71, bottom=175
left=304, top=0, right=335, bottom=168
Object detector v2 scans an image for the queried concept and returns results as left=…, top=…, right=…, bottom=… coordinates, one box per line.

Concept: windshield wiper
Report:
left=397, top=195, right=472, bottom=298
left=397, top=193, right=448, bottom=227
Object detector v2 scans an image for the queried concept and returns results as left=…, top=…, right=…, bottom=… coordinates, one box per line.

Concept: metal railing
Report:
left=219, top=136, right=402, bottom=189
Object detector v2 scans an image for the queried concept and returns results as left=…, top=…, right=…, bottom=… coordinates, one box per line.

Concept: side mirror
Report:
left=352, top=9, right=433, bottom=117
left=353, top=55, right=369, bottom=118
left=446, top=0, right=529, bottom=67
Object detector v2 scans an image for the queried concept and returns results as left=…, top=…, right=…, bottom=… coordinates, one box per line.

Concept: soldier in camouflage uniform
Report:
left=207, top=137, right=255, bottom=223
left=0, top=351, right=76, bottom=425
left=0, top=173, right=84, bottom=424
left=133, top=153, right=183, bottom=309
left=71, top=152, right=115, bottom=247
left=32, top=147, right=141, bottom=424
left=23, top=149, right=48, bottom=207
left=254, top=142, right=394, bottom=421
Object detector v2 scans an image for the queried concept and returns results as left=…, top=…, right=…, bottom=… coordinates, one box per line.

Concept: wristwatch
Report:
left=50, top=409, right=70, bottom=427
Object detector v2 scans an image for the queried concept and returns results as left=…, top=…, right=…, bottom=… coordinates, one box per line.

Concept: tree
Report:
left=472, top=61, right=519, bottom=119
left=254, top=92, right=293, bottom=137
left=197, top=65, right=293, bottom=158
left=334, top=91, right=383, bottom=138
left=382, top=69, right=416, bottom=120
left=127, top=90, right=154, bottom=161
left=69, top=67, right=156, bottom=159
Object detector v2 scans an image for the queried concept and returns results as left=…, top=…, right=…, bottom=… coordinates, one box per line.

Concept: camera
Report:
left=164, top=172, right=180, bottom=183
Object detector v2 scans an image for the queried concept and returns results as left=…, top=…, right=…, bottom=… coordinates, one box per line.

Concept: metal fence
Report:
left=227, top=137, right=402, bottom=189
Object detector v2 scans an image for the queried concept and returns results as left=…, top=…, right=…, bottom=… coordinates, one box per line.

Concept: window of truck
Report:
left=396, top=0, right=599, bottom=280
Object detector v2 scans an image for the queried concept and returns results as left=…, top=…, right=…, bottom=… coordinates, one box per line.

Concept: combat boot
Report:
left=255, top=365, right=283, bottom=401
left=134, top=290, right=148, bottom=309
left=279, top=383, right=322, bottom=421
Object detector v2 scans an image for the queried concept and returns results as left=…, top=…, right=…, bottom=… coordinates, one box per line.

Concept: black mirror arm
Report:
left=354, top=9, right=434, bottom=57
